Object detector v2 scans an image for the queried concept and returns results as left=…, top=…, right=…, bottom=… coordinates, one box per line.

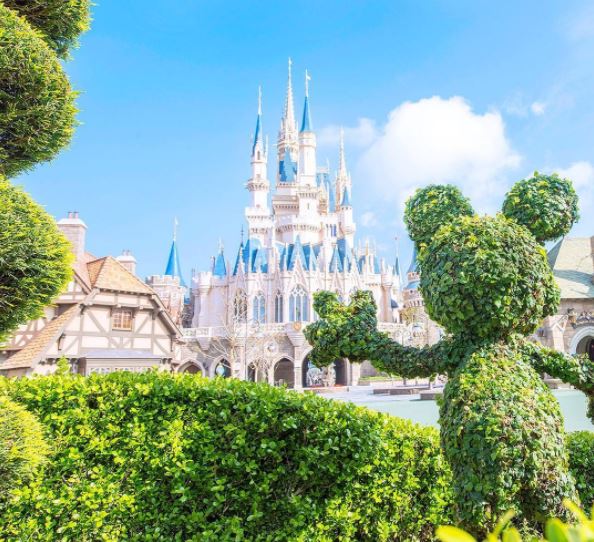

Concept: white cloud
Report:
left=530, top=101, right=546, bottom=115
left=356, top=96, right=521, bottom=213
left=317, top=118, right=377, bottom=148
left=502, top=92, right=547, bottom=117
left=360, top=211, right=378, bottom=227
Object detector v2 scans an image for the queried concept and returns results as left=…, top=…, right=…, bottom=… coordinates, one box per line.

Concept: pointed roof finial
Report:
left=173, top=216, right=179, bottom=242
left=338, top=127, right=347, bottom=176
left=300, top=70, right=313, bottom=132
left=282, top=57, right=296, bottom=133
left=258, top=85, right=262, bottom=115
left=240, top=225, right=245, bottom=245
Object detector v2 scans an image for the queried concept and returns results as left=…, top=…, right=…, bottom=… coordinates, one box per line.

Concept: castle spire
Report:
left=165, top=219, right=186, bottom=287
left=300, top=69, right=312, bottom=132
left=281, top=58, right=296, bottom=135
left=252, top=86, right=264, bottom=156
left=338, top=127, right=347, bottom=176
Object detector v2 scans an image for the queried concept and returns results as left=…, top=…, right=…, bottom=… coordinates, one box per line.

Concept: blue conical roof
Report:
left=252, top=113, right=263, bottom=155
left=164, top=240, right=186, bottom=287
left=213, top=248, right=227, bottom=277
left=407, top=245, right=418, bottom=274
left=300, top=96, right=312, bottom=132
left=340, top=187, right=351, bottom=207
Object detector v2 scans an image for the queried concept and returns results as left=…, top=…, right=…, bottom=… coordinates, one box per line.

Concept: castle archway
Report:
left=570, top=326, right=594, bottom=361
left=274, top=358, right=295, bottom=388
left=179, top=360, right=205, bottom=375
left=213, top=359, right=231, bottom=378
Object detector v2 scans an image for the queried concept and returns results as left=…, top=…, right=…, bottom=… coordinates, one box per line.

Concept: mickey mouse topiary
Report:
left=0, top=0, right=90, bottom=338
left=305, top=176, right=594, bottom=536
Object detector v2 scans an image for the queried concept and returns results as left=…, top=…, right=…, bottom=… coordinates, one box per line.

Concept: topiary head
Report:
left=405, top=177, right=579, bottom=341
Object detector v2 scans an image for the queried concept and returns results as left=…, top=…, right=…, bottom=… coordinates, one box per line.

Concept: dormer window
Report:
left=112, top=308, right=134, bottom=331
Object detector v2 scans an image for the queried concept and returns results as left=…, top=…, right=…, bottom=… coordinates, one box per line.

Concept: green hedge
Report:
left=567, top=431, right=594, bottom=510
left=0, top=396, right=49, bottom=501
left=0, top=372, right=453, bottom=541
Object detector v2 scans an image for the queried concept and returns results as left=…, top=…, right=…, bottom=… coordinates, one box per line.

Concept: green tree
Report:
left=0, top=0, right=90, bottom=338
left=0, top=395, right=49, bottom=503
left=306, top=179, right=594, bottom=536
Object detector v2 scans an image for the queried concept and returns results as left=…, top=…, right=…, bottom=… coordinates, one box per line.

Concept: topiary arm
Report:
left=519, top=340, right=594, bottom=422
left=305, top=290, right=460, bottom=378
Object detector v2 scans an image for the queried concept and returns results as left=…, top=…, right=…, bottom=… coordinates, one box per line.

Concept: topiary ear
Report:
left=502, top=173, right=580, bottom=243
left=404, top=185, right=474, bottom=247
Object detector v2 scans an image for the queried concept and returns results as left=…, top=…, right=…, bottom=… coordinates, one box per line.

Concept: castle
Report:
left=174, top=61, right=414, bottom=388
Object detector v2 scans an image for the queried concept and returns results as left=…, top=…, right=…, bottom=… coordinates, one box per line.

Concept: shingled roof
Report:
left=548, top=237, right=594, bottom=300
left=86, top=256, right=153, bottom=294
left=0, top=305, right=80, bottom=370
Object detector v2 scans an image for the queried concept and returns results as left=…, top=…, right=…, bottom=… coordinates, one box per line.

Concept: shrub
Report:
left=502, top=173, right=579, bottom=244
left=0, top=0, right=91, bottom=57
left=0, top=372, right=453, bottom=541
left=0, top=179, right=73, bottom=340
left=419, top=215, right=559, bottom=340
left=567, top=431, right=594, bottom=510
left=0, top=396, right=49, bottom=501
left=306, top=176, right=593, bottom=536
left=0, top=3, right=79, bottom=177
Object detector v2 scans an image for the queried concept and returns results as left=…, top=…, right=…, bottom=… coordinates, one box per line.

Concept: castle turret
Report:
left=277, top=58, right=298, bottom=163
left=245, top=87, right=272, bottom=242
left=336, top=131, right=355, bottom=246
left=298, top=70, right=316, bottom=186
left=146, top=219, right=187, bottom=325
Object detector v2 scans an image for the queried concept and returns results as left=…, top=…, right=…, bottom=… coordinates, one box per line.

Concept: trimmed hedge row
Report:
left=0, top=396, right=48, bottom=500
left=0, top=372, right=453, bottom=541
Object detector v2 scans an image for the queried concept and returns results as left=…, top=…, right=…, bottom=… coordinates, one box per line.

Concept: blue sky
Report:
left=16, top=0, right=594, bottom=279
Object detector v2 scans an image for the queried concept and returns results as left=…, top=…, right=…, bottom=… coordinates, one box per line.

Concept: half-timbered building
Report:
left=0, top=213, right=182, bottom=377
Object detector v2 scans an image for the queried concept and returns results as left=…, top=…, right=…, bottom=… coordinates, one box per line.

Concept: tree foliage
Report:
left=306, top=177, right=593, bottom=536
left=502, top=173, right=579, bottom=243
left=0, top=395, right=49, bottom=502
left=0, top=0, right=89, bottom=336
left=0, top=179, right=72, bottom=340
left=0, top=0, right=91, bottom=57
left=0, top=2, right=82, bottom=177
left=0, top=371, right=453, bottom=541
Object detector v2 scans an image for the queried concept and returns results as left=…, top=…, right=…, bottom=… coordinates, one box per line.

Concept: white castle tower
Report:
left=182, top=61, right=406, bottom=387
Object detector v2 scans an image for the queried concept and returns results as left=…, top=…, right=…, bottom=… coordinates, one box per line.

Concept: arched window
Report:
left=289, top=286, right=309, bottom=322
left=274, top=292, right=284, bottom=323
left=253, top=293, right=266, bottom=323
left=233, top=290, right=247, bottom=322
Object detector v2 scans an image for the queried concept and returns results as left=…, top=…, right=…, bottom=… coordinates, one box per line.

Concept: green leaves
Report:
left=419, top=215, right=560, bottom=340
left=502, top=174, right=579, bottom=243
left=0, top=179, right=73, bottom=340
left=0, top=372, right=454, bottom=540
left=1, top=0, right=91, bottom=58
left=0, top=4, right=79, bottom=177
left=404, top=184, right=475, bottom=248
left=0, top=395, right=49, bottom=502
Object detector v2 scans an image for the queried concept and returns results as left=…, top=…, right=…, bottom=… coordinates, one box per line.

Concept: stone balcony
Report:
left=182, top=321, right=406, bottom=340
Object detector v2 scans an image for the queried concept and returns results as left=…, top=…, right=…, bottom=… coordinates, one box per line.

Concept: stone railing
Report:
left=182, top=322, right=288, bottom=340
left=182, top=322, right=406, bottom=340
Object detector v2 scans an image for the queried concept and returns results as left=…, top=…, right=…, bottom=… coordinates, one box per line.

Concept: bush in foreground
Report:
left=0, top=372, right=453, bottom=541
left=0, top=396, right=49, bottom=502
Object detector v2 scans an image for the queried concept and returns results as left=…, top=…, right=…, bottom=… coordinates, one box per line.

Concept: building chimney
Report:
left=57, top=211, right=87, bottom=261
left=116, top=249, right=137, bottom=275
